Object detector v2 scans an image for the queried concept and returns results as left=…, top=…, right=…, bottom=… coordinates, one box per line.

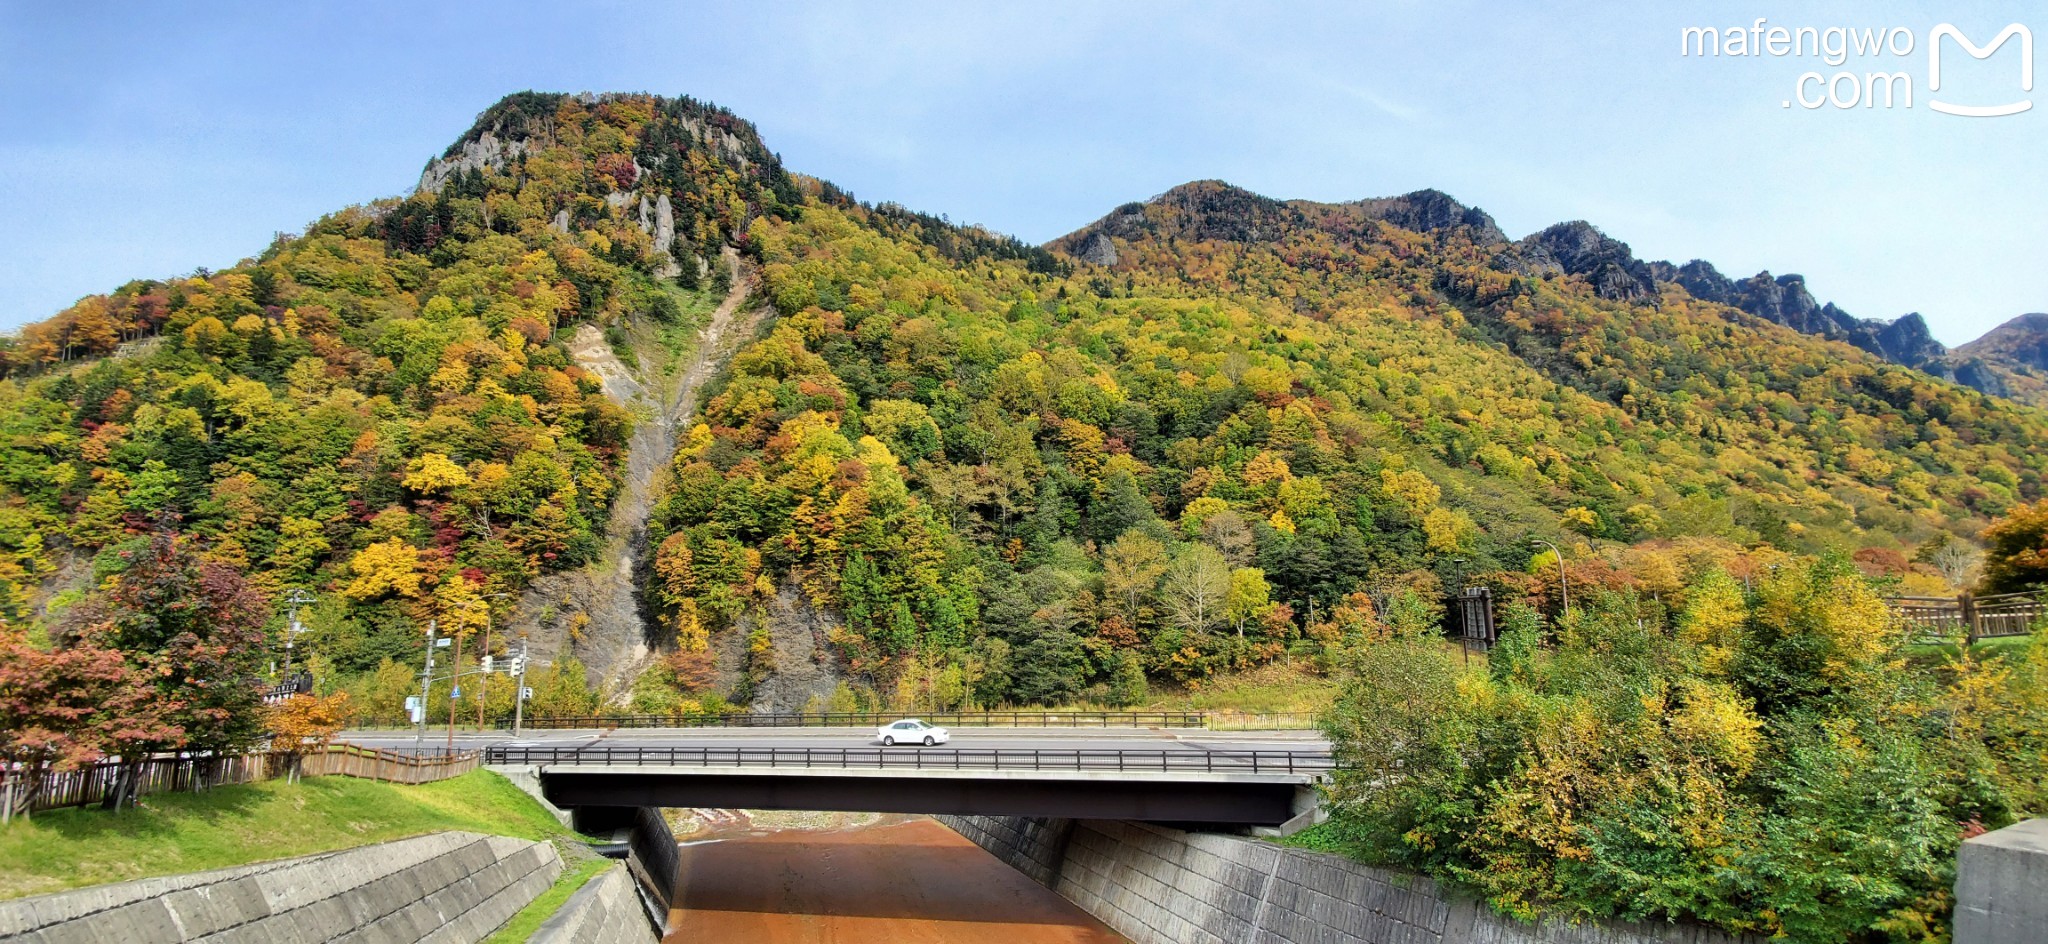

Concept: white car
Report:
left=876, top=719, right=950, bottom=746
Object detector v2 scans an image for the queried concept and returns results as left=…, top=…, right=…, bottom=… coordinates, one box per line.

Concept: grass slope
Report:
left=484, top=858, right=615, bottom=943
left=0, top=770, right=573, bottom=901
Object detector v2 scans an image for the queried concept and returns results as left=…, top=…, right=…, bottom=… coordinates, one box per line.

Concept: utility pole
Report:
left=512, top=634, right=531, bottom=738
left=414, top=620, right=438, bottom=752
left=446, top=622, right=464, bottom=755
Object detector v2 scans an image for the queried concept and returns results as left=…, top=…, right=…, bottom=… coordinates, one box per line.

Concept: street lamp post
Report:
left=281, top=588, right=316, bottom=677
left=470, top=593, right=513, bottom=729
left=1530, top=539, right=1570, bottom=615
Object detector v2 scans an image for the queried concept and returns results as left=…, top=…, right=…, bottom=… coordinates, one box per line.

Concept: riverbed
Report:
left=663, top=810, right=1126, bottom=943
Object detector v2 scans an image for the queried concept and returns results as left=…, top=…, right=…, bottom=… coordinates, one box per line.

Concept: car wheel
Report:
left=923, top=735, right=936, bottom=747
left=883, top=736, right=895, bottom=746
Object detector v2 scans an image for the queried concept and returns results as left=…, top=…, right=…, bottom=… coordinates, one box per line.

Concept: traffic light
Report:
left=482, top=655, right=494, bottom=673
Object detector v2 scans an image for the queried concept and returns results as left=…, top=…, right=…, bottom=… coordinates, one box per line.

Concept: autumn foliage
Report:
left=1319, top=557, right=2048, bottom=941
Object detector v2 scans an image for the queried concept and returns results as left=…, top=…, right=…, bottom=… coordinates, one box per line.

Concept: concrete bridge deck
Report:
left=490, top=745, right=1331, bottom=827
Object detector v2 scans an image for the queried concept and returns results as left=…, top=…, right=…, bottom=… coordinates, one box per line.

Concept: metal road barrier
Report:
left=512, top=704, right=1212, bottom=728
left=485, top=745, right=1334, bottom=775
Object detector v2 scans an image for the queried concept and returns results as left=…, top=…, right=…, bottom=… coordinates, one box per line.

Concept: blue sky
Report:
left=1, top=1, right=2040, bottom=344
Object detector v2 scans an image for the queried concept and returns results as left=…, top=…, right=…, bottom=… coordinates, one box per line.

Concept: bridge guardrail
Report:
left=508, top=710, right=1210, bottom=730
left=485, top=745, right=1333, bottom=775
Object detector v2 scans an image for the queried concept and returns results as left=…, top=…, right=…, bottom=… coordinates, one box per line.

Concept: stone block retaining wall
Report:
left=0, top=831, right=559, bottom=944
left=940, top=816, right=1764, bottom=944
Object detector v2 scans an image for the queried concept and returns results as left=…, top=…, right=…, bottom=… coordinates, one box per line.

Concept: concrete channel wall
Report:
left=529, top=864, right=658, bottom=944
left=624, top=806, right=680, bottom=933
left=1954, top=818, right=2048, bottom=944
left=941, top=816, right=1765, bottom=944
left=0, top=831, right=560, bottom=944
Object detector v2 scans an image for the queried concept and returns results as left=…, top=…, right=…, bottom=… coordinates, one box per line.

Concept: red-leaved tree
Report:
left=0, top=624, right=174, bottom=816
left=61, top=528, right=270, bottom=806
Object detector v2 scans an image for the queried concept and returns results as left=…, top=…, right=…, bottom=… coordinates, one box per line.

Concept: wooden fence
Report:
left=3, top=743, right=479, bottom=819
left=1888, top=591, right=2046, bottom=645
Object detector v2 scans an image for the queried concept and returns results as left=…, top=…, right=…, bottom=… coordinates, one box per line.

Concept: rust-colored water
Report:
left=664, top=816, right=1126, bottom=944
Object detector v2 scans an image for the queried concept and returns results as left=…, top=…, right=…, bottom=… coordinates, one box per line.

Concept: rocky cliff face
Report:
left=417, top=132, right=529, bottom=194
left=1503, top=221, right=1658, bottom=300
left=1653, top=263, right=1952, bottom=368
left=1505, top=237, right=1960, bottom=375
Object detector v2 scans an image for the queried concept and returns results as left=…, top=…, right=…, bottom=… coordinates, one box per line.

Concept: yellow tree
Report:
left=343, top=540, right=427, bottom=602
left=268, top=692, right=351, bottom=783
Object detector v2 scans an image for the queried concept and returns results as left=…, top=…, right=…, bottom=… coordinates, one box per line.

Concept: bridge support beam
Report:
left=539, top=767, right=1306, bottom=827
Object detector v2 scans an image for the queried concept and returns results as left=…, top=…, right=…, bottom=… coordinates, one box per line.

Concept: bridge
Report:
left=483, top=744, right=1333, bottom=827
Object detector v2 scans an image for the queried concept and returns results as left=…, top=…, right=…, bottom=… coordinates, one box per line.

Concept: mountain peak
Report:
left=1052, top=181, right=1511, bottom=263
left=1956, top=312, right=2048, bottom=367
left=1496, top=220, right=1657, bottom=300
left=1048, top=180, right=1300, bottom=257
left=419, top=91, right=784, bottom=198
left=1342, top=189, right=1506, bottom=244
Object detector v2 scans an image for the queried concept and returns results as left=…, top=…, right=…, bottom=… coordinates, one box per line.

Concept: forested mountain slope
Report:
left=641, top=178, right=2048, bottom=704
left=0, top=93, right=798, bottom=690
left=3, top=91, right=2044, bottom=710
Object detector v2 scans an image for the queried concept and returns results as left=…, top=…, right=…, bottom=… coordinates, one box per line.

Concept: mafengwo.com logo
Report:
left=1680, top=20, right=2033, bottom=116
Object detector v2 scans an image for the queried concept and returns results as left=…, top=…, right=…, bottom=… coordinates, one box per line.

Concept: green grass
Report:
left=1273, top=819, right=1348, bottom=854
left=0, top=770, right=575, bottom=901
left=1906, top=634, right=2038, bottom=666
left=484, top=857, right=614, bottom=943
left=1140, top=662, right=1341, bottom=715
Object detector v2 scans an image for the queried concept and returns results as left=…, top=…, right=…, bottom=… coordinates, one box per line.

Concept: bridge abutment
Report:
left=1954, top=818, right=2048, bottom=944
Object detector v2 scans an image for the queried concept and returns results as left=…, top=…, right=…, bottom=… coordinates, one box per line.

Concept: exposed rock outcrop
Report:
left=1076, top=231, right=1119, bottom=267
left=1650, top=259, right=1954, bottom=371
left=417, top=132, right=528, bottom=194
left=1507, top=221, right=1657, bottom=300
left=733, top=584, right=848, bottom=713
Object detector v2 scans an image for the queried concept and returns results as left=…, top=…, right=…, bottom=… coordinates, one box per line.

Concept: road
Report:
left=339, top=727, right=1330, bottom=757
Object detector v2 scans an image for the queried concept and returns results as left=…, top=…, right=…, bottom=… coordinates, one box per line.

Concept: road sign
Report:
left=408, top=705, right=424, bottom=724
left=521, top=687, right=534, bottom=700
left=450, top=686, right=461, bottom=699
left=405, top=696, right=421, bottom=711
